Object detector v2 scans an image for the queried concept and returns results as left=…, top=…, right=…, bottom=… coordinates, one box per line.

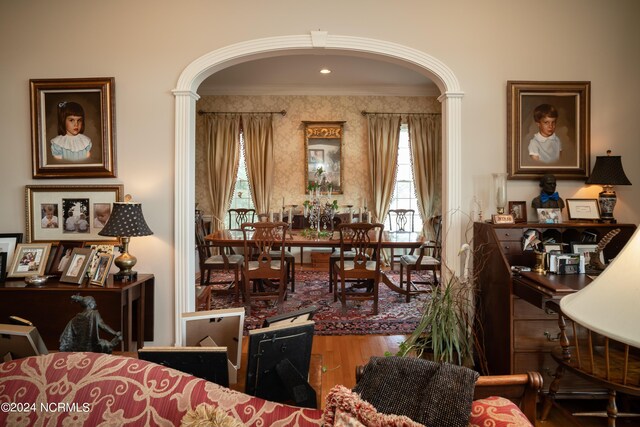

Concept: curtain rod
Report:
left=197, top=109, right=287, bottom=116
left=361, top=110, right=441, bottom=116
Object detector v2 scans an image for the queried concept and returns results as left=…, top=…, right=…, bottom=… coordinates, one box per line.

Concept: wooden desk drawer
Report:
left=513, top=297, right=557, bottom=320
left=494, top=228, right=523, bottom=241
left=513, top=319, right=560, bottom=351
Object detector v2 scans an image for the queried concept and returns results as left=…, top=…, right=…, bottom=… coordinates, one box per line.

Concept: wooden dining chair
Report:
left=399, top=215, right=441, bottom=302
left=227, top=208, right=256, bottom=231
left=195, top=212, right=242, bottom=303
left=332, top=222, right=384, bottom=314
left=387, top=208, right=415, bottom=269
left=241, top=221, right=289, bottom=315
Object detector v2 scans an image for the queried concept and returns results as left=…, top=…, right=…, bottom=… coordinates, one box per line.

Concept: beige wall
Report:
left=1, top=0, right=639, bottom=345
left=195, top=95, right=440, bottom=217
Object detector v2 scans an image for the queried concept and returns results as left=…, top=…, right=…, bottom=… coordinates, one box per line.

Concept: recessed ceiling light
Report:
left=320, top=68, right=331, bottom=74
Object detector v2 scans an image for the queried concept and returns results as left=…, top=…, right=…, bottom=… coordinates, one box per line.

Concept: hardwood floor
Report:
left=234, top=333, right=640, bottom=426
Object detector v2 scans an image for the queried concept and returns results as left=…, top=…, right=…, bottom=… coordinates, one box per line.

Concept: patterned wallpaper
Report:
left=195, top=95, right=440, bottom=215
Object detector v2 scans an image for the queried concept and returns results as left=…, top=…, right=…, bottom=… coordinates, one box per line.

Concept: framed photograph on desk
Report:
left=566, top=198, right=600, bottom=221
left=60, top=247, right=94, bottom=284
left=7, top=243, right=52, bottom=278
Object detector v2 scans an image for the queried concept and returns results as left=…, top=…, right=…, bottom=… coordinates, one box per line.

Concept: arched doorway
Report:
left=172, top=32, right=463, bottom=345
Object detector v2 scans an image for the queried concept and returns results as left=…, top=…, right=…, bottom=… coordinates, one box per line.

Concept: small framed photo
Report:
left=507, top=81, right=590, bottom=180
left=25, top=184, right=123, bottom=243
left=89, top=254, right=114, bottom=286
left=60, top=247, right=94, bottom=284
left=543, top=243, right=562, bottom=253
left=47, top=241, right=85, bottom=275
left=537, top=208, right=563, bottom=224
left=7, top=243, right=52, bottom=278
left=508, top=201, right=527, bottom=223
left=570, top=242, right=604, bottom=264
left=0, top=233, right=24, bottom=268
left=491, top=214, right=515, bottom=224
left=566, top=198, right=600, bottom=221
left=30, top=77, right=116, bottom=178
left=84, top=243, right=116, bottom=278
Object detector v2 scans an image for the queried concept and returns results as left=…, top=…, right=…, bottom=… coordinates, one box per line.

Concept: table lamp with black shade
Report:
left=98, top=197, right=153, bottom=281
left=585, top=150, right=631, bottom=223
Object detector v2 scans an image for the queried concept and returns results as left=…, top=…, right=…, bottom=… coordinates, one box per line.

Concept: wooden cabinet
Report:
left=473, top=222, right=635, bottom=394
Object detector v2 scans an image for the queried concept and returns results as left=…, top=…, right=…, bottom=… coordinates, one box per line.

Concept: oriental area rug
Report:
left=203, top=270, right=432, bottom=335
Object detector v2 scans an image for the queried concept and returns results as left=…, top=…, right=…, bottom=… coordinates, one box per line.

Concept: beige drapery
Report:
left=408, top=114, right=442, bottom=239
left=242, top=114, right=275, bottom=215
left=367, top=114, right=402, bottom=225
left=204, top=114, right=241, bottom=232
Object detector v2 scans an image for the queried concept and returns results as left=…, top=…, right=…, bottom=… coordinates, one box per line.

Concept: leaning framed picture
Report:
left=0, top=252, right=7, bottom=284
left=89, top=253, right=114, bottom=286
left=30, top=77, right=116, bottom=178
left=25, top=184, right=123, bottom=243
left=566, top=198, right=600, bottom=221
left=7, top=243, right=52, bottom=278
left=508, top=201, right=527, bottom=223
left=537, top=208, right=563, bottom=224
left=507, top=81, right=590, bottom=180
left=47, top=241, right=85, bottom=275
left=60, top=247, right=94, bottom=284
left=0, top=233, right=24, bottom=269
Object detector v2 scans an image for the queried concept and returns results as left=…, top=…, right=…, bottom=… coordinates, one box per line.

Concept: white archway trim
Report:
left=173, top=32, right=464, bottom=345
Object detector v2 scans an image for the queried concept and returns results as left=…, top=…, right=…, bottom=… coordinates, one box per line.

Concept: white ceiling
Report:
left=197, top=54, right=439, bottom=97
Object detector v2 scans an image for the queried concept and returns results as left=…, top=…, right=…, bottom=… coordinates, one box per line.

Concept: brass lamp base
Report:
left=113, top=237, right=138, bottom=282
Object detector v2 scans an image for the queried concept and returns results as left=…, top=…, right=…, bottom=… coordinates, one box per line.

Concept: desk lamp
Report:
left=585, top=150, right=631, bottom=223
left=98, top=195, right=153, bottom=281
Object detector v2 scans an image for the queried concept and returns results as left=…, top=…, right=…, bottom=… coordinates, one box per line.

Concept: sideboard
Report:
left=473, top=222, right=636, bottom=394
left=0, top=274, right=154, bottom=352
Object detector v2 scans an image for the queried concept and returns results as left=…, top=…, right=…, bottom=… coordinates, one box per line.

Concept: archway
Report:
left=173, top=31, right=464, bottom=345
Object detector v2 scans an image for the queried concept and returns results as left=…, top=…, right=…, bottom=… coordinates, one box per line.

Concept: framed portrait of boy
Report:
left=60, top=247, right=94, bottom=284
left=507, top=81, right=590, bottom=180
left=47, top=241, right=85, bottom=275
left=30, top=77, right=116, bottom=179
left=7, top=243, right=52, bottom=278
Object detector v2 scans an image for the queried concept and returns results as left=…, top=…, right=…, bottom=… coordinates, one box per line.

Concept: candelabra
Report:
left=303, top=167, right=337, bottom=238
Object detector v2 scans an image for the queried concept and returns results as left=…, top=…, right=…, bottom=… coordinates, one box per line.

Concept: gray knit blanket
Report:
left=352, top=356, right=479, bottom=427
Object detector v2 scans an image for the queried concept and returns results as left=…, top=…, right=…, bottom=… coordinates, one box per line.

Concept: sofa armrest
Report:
left=473, top=372, right=543, bottom=424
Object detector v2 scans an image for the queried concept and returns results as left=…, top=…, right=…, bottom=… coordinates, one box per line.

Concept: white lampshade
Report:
left=560, top=225, right=640, bottom=347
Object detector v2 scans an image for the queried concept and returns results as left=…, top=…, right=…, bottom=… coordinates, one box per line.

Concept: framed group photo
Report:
left=7, top=243, right=52, bottom=278
left=30, top=77, right=116, bottom=178
left=25, top=184, right=124, bottom=243
left=507, top=81, right=590, bottom=180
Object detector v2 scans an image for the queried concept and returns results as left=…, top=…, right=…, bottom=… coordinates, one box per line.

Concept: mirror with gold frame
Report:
left=303, top=121, right=344, bottom=194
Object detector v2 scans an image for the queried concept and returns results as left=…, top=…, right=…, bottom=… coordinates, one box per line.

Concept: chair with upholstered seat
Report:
left=332, top=222, right=384, bottom=314
left=399, top=215, right=441, bottom=302
left=195, top=212, right=242, bottom=303
left=387, top=209, right=415, bottom=269
left=241, top=221, right=288, bottom=315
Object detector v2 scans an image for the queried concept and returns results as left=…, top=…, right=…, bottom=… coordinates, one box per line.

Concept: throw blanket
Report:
left=352, top=356, right=480, bottom=427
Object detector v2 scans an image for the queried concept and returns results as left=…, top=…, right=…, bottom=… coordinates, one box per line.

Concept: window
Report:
left=226, top=135, right=255, bottom=228
left=389, top=124, right=423, bottom=232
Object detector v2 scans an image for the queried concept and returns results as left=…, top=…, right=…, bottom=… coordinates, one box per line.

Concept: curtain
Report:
left=408, top=114, right=442, bottom=239
left=242, top=114, right=275, bottom=215
left=367, top=114, right=402, bottom=225
left=204, top=114, right=241, bottom=232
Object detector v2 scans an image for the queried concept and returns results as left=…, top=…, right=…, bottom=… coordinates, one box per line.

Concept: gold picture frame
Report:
left=89, top=253, right=114, bottom=286
left=7, top=243, right=52, bottom=278
left=30, top=77, right=116, bottom=178
left=303, top=121, right=344, bottom=194
left=507, top=81, right=590, bottom=180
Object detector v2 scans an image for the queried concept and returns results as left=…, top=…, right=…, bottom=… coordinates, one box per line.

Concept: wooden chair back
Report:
left=336, top=222, right=384, bottom=278
left=387, top=209, right=415, bottom=232
left=228, top=208, right=256, bottom=230
left=241, top=221, right=287, bottom=279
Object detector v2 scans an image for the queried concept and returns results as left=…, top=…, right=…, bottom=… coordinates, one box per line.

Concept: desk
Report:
left=0, top=274, right=154, bottom=352
left=206, top=229, right=425, bottom=298
left=473, top=222, right=636, bottom=394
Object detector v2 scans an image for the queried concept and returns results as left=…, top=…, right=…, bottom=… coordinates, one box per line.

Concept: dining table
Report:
left=205, top=228, right=427, bottom=298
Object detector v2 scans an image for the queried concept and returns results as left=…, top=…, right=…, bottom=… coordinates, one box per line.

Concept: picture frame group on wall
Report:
left=303, top=121, right=344, bottom=194
left=566, top=198, right=601, bottom=221
left=30, top=77, right=116, bottom=179
left=7, top=243, right=52, bottom=278
left=25, top=184, right=123, bottom=243
left=507, top=81, right=590, bottom=180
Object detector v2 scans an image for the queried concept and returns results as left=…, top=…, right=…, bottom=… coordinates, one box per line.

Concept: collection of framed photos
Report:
left=0, top=233, right=115, bottom=286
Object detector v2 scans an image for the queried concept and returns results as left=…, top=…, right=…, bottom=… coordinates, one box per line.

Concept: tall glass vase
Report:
left=492, top=173, right=508, bottom=214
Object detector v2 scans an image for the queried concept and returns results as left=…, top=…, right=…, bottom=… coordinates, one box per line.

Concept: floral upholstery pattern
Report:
left=0, top=352, right=322, bottom=426
left=0, top=353, right=532, bottom=427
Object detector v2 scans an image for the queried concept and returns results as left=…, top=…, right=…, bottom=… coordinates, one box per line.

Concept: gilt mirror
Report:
left=304, top=121, right=344, bottom=194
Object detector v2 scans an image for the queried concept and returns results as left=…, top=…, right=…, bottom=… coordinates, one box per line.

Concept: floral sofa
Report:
left=0, top=352, right=540, bottom=426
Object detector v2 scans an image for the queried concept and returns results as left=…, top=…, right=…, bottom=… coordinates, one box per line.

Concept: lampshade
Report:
left=98, top=202, right=153, bottom=237
left=585, top=154, right=631, bottom=186
left=560, top=226, right=640, bottom=348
